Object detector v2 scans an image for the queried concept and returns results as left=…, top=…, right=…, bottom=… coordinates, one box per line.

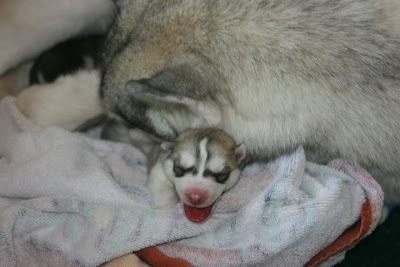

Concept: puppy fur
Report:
left=16, top=69, right=105, bottom=130
left=146, top=128, right=245, bottom=209
left=100, top=0, right=400, bottom=203
left=29, top=36, right=103, bottom=85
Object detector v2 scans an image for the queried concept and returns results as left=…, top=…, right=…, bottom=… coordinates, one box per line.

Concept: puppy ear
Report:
left=235, top=143, right=246, bottom=164
left=126, top=80, right=197, bottom=106
left=161, top=142, right=176, bottom=151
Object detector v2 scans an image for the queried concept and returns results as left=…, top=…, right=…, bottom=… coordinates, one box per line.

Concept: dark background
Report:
left=336, top=207, right=400, bottom=266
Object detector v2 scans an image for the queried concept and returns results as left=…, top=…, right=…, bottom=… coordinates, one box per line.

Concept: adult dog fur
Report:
left=101, top=0, right=399, bottom=203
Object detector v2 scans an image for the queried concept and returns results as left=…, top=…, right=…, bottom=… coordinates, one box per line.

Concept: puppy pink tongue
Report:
left=183, top=203, right=215, bottom=223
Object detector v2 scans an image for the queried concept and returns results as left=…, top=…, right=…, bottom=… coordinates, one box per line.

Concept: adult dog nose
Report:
left=185, top=188, right=209, bottom=206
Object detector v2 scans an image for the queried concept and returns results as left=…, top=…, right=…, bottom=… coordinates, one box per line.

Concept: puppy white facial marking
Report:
left=207, top=155, right=226, bottom=174
left=179, top=151, right=195, bottom=170
left=197, top=138, right=209, bottom=178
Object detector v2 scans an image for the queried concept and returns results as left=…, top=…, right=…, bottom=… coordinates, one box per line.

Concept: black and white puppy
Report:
left=29, top=36, right=103, bottom=85
left=16, top=36, right=106, bottom=131
left=146, top=128, right=246, bottom=223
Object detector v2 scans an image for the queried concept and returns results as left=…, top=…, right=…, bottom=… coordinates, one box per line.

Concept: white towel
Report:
left=0, top=97, right=383, bottom=267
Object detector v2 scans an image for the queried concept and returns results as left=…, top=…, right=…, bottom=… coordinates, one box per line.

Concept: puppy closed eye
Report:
left=173, top=163, right=185, bottom=177
left=215, top=172, right=231, bottom=183
left=204, top=167, right=231, bottom=184
left=173, top=160, right=193, bottom=177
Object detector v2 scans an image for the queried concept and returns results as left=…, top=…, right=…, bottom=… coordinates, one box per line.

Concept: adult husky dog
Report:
left=99, top=0, right=400, bottom=203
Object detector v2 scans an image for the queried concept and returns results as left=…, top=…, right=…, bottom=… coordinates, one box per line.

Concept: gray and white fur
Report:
left=145, top=128, right=246, bottom=209
left=99, top=0, right=400, bottom=203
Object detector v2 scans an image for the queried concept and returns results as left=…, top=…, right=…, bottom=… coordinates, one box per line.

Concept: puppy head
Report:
left=162, top=128, right=245, bottom=223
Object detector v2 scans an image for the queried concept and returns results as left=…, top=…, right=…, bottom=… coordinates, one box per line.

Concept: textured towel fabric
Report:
left=0, top=97, right=383, bottom=267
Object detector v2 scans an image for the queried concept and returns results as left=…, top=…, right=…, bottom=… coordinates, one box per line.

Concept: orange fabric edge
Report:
left=305, top=199, right=373, bottom=267
left=135, top=200, right=372, bottom=267
left=136, top=246, right=194, bottom=267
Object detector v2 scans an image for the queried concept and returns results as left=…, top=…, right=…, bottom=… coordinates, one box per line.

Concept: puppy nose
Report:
left=185, top=189, right=209, bottom=206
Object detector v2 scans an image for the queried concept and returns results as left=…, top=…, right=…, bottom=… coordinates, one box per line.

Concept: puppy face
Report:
left=162, top=128, right=245, bottom=222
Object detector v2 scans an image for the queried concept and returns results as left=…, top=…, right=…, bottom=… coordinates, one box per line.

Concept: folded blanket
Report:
left=0, top=97, right=383, bottom=267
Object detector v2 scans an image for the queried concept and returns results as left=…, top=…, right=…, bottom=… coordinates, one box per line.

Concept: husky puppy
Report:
left=100, top=0, right=400, bottom=203
left=29, top=36, right=103, bottom=85
left=146, top=128, right=245, bottom=223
